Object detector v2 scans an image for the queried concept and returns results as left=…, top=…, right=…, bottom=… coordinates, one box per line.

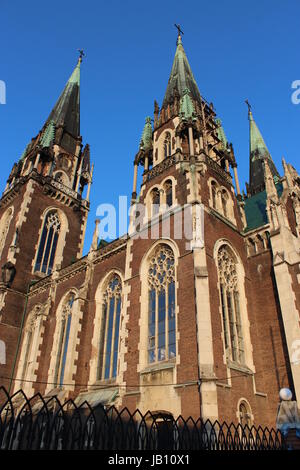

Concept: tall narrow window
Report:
left=217, top=245, right=245, bottom=364
left=98, top=275, right=122, bottom=380
left=54, top=294, right=74, bottom=387
left=211, top=182, right=217, bottom=209
left=35, top=211, right=61, bottom=275
left=0, top=207, right=13, bottom=258
left=151, top=189, right=160, bottom=216
left=221, top=190, right=228, bottom=218
left=148, top=245, right=176, bottom=364
left=164, top=133, right=172, bottom=158
left=164, top=181, right=173, bottom=208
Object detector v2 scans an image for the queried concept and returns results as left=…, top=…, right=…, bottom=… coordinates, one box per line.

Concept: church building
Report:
left=0, top=31, right=300, bottom=427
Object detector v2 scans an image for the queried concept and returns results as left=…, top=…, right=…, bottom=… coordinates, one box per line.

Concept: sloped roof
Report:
left=244, top=182, right=283, bottom=231
left=162, top=36, right=202, bottom=109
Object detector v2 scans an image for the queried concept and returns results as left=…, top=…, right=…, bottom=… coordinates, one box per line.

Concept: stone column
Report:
left=188, top=127, right=195, bottom=156
left=132, top=161, right=138, bottom=200
left=176, top=134, right=181, bottom=152
left=233, top=164, right=241, bottom=196
left=144, top=155, right=149, bottom=172
left=86, top=164, right=94, bottom=202
left=193, top=244, right=218, bottom=421
left=75, top=157, right=84, bottom=193
left=33, top=153, right=40, bottom=170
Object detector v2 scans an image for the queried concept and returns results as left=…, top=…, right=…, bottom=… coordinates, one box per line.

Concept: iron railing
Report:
left=0, top=387, right=284, bottom=450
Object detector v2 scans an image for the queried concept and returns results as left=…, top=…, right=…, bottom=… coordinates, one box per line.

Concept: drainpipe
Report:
left=8, top=280, right=38, bottom=394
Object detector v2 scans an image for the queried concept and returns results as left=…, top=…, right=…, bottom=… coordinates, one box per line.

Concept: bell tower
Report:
left=0, top=52, right=93, bottom=390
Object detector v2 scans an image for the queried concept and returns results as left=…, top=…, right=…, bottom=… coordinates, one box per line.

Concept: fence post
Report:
left=276, top=388, right=300, bottom=450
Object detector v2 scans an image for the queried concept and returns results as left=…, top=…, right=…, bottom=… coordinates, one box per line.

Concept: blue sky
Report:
left=1, top=0, right=299, bottom=253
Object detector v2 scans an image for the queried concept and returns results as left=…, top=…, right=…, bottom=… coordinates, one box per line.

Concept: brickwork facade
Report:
left=0, top=36, right=300, bottom=429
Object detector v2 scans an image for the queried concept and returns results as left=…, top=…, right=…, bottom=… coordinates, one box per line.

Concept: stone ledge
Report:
left=140, top=361, right=176, bottom=375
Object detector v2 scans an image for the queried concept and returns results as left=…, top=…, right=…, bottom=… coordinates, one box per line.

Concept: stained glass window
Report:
left=148, top=246, right=176, bottom=364
left=54, top=294, right=74, bottom=387
left=218, top=245, right=245, bottom=364
left=98, top=275, right=122, bottom=380
left=35, top=211, right=61, bottom=275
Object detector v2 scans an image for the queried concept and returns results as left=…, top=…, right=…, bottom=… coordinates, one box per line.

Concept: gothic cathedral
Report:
left=0, top=32, right=299, bottom=427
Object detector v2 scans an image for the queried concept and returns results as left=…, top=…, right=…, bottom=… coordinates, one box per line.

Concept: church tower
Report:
left=0, top=53, right=92, bottom=390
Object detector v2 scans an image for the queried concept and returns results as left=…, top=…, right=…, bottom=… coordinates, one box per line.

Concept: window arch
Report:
left=217, top=245, right=245, bottom=364
left=54, top=171, right=69, bottom=186
left=221, top=189, right=228, bottom=218
left=14, top=304, right=46, bottom=394
left=54, top=293, right=75, bottom=387
left=164, top=180, right=173, bottom=208
left=0, top=206, right=14, bottom=258
left=211, top=181, right=218, bottom=209
left=147, top=245, right=176, bottom=363
left=98, top=274, right=122, bottom=380
left=151, top=188, right=160, bottom=216
left=34, top=210, right=61, bottom=275
left=164, top=132, right=172, bottom=159
left=238, top=399, right=253, bottom=427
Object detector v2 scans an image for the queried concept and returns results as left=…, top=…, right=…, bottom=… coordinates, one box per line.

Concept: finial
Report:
left=90, top=219, right=100, bottom=251
left=77, top=49, right=85, bottom=64
left=245, top=99, right=252, bottom=118
left=174, top=23, right=184, bottom=44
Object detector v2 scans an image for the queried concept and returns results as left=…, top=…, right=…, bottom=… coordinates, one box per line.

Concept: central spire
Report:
left=44, top=51, right=83, bottom=139
left=162, top=27, right=202, bottom=111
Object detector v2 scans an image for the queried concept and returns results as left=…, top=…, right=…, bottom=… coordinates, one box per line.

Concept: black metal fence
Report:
left=0, top=387, right=284, bottom=450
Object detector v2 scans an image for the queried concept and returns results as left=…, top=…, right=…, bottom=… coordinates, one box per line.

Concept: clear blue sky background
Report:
left=1, top=0, right=299, bottom=253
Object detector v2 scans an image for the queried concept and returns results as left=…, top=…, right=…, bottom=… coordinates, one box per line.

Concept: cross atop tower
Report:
left=245, top=99, right=252, bottom=113
left=174, top=23, right=184, bottom=38
left=77, top=49, right=85, bottom=62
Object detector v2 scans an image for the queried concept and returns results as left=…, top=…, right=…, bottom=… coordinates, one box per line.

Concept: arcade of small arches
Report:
left=246, top=231, right=270, bottom=256
left=209, top=178, right=235, bottom=223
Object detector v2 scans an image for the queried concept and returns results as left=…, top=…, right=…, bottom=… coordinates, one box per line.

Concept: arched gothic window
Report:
left=164, top=180, right=173, bottom=208
left=35, top=211, right=61, bottom=275
left=148, top=245, right=176, bottom=363
left=217, top=245, right=245, bottom=364
left=0, top=207, right=13, bottom=258
left=15, top=304, right=46, bottom=394
left=164, top=133, right=172, bottom=159
left=221, top=190, right=228, bottom=218
left=98, top=275, right=122, bottom=380
left=151, top=188, right=160, bottom=216
left=238, top=400, right=253, bottom=427
left=211, top=181, right=217, bottom=209
left=54, top=293, right=75, bottom=387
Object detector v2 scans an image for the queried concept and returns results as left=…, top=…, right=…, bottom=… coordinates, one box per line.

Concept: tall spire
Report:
left=162, top=28, right=202, bottom=111
left=246, top=101, right=280, bottom=195
left=44, top=52, right=83, bottom=138
left=139, top=117, right=153, bottom=150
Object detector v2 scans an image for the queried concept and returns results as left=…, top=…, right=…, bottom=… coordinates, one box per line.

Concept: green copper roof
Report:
left=40, top=120, right=55, bottom=148
left=162, top=36, right=202, bottom=109
left=249, top=112, right=270, bottom=160
left=140, top=116, right=153, bottom=150
left=45, top=58, right=81, bottom=137
left=20, top=143, right=31, bottom=161
left=244, top=182, right=283, bottom=231
left=216, top=118, right=228, bottom=150
left=179, top=88, right=196, bottom=121
left=248, top=111, right=280, bottom=195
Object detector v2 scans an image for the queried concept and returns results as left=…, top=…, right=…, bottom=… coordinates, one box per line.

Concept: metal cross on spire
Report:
left=77, top=49, right=85, bottom=62
left=174, top=24, right=184, bottom=37
left=245, top=99, right=252, bottom=113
